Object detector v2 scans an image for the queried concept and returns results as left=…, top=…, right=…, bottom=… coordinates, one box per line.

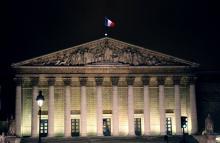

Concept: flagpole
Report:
left=104, top=17, right=108, bottom=37
left=104, top=25, right=107, bottom=36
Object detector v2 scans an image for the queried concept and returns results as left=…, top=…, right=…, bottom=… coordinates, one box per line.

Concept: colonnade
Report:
left=15, top=76, right=197, bottom=137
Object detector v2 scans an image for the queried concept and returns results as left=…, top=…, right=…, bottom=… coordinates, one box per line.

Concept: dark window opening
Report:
left=166, top=117, right=172, bottom=135
left=71, top=119, right=80, bottom=136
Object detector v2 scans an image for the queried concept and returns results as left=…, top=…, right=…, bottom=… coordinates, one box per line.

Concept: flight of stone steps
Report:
left=20, top=136, right=183, bottom=143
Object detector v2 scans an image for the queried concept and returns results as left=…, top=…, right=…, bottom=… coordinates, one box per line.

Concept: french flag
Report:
left=104, top=17, right=115, bottom=28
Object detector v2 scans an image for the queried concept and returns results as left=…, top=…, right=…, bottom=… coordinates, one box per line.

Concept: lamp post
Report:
left=36, top=91, right=44, bottom=143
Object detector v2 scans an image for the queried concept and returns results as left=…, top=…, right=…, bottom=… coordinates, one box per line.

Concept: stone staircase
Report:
left=20, top=136, right=182, bottom=143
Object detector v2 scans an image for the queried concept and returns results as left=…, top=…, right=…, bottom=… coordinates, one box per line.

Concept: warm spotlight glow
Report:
left=37, top=100, right=44, bottom=107
left=216, top=136, right=220, bottom=143
left=36, top=91, right=44, bottom=107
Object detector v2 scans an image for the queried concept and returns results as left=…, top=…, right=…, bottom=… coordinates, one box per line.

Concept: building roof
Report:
left=12, top=37, right=199, bottom=75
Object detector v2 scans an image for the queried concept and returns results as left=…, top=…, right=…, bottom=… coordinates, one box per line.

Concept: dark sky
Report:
left=1, top=0, right=220, bottom=118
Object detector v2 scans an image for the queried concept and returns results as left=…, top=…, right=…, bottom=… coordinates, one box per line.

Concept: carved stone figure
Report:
left=84, top=49, right=93, bottom=64
left=205, top=114, right=214, bottom=134
left=19, top=38, right=190, bottom=67
left=132, top=53, right=139, bottom=65
left=199, top=114, right=216, bottom=143
left=104, top=47, right=112, bottom=62
left=7, top=116, right=16, bottom=136
left=0, top=132, right=5, bottom=143
left=8, top=120, right=16, bottom=136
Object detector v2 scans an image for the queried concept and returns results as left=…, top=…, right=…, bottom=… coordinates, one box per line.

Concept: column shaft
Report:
left=189, top=84, right=198, bottom=134
left=144, top=85, right=150, bottom=135
left=96, top=85, right=103, bottom=136
left=96, top=77, right=103, bottom=136
left=15, top=83, right=22, bottom=137
left=112, top=85, right=119, bottom=136
left=126, top=77, right=135, bottom=136
left=128, top=85, right=134, bottom=136
left=159, top=85, right=166, bottom=135
left=31, top=85, right=39, bottom=137
left=80, top=85, right=87, bottom=136
left=174, top=84, right=182, bottom=135
left=48, top=84, right=55, bottom=137
left=64, top=84, right=71, bottom=137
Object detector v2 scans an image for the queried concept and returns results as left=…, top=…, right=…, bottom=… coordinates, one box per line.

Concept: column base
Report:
left=47, top=133, right=55, bottom=137
left=144, top=132, right=151, bottom=136
left=64, top=133, right=71, bottom=137
left=31, top=134, right=38, bottom=138
left=128, top=132, right=135, bottom=136
left=112, top=132, right=119, bottom=136
left=64, top=135, right=71, bottom=137
left=128, top=134, right=135, bottom=136
left=176, top=132, right=183, bottom=135
left=97, top=133, right=103, bottom=136
left=80, top=133, right=87, bottom=137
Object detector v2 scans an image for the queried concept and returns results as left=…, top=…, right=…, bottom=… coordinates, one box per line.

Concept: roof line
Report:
left=12, top=37, right=108, bottom=67
left=106, top=37, right=199, bottom=67
left=12, top=37, right=199, bottom=67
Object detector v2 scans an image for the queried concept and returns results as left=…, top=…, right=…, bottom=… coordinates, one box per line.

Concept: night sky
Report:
left=1, top=0, right=220, bottom=119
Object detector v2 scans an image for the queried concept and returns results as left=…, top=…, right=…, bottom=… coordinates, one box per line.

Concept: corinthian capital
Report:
left=188, top=76, right=197, bottom=84
left=157, top=76, right=165, bottom=85
left=48, top=77, right=56, bottom=86
left=95, top=77, right=103, bottom=86
left=14, top=77, right=22, bottom=86
left=79, top=77, right=88, bottom=86
left=63, top=77, right=72, bottom=86
left=30, top=77, right=39, bottom=86
left=142, top=76, right=150, bottom=85
left=126, top=76, right=135, bottom=85
left=111, top=77, right=119, bottom=86
left=173, top=76, right=181, bottom=85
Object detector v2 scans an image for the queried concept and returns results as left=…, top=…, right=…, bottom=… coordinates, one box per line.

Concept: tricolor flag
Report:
left=104, top=17, right=115, bottom=28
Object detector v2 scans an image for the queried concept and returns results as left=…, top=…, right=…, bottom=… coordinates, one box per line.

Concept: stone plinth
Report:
left=194, top=135, right=216, bottom=143
left=5, top=136, right=21, bottom=143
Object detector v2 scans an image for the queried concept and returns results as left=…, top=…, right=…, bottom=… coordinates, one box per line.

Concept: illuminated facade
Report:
left=12, top=37, right=199, bottom=137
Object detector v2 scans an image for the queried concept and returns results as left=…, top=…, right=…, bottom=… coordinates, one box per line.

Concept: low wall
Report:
left=6, top=136, right=21, bottom=143
left=193, top=135, right=217, bottom=143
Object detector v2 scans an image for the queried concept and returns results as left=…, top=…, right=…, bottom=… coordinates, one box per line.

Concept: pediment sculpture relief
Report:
left=23, top=39, right=188, bottom=66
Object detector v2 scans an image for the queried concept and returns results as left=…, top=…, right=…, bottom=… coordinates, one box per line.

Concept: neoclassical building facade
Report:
left=12, top=37, right=199, bottom=137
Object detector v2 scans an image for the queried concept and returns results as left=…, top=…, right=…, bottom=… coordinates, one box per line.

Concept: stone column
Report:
left=48, top=77, right=55, bottom=137
left=158, top=77, right=166, bottom=135
left=15, top=78, right=22, bottom=137
left=31, top=77, right=39, bottom=137
left=142, top=76, right=150, bottom=135
left=64, top=78, right=71, bottom=137
left=95, top=77, right=104, bottom=136
left=173, top=76, right=182, bottom=135
left=126, top=76, right=135, bottom=136
left=80, top=77, right=88, bottom=136
left=189, top=77, right=198, bottom=134
left=111, top=77, right=119, bottom=136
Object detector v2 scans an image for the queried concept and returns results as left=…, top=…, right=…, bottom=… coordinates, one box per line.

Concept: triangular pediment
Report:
left=12, top=37, right=199, bottom=67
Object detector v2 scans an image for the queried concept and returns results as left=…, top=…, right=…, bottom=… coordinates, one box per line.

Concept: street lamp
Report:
left=36, top=91, right=44, bottom=143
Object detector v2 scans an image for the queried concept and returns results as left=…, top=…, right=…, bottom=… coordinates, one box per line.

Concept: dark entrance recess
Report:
left=40, top=119, right=48, bottom=137
left=103, top=118, right=111, bottom=136
left=71, top=119, right=80, bottom=136
left=134, top=118, right=142, bottom=136
left=166, top=117, right=172, bottom=135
